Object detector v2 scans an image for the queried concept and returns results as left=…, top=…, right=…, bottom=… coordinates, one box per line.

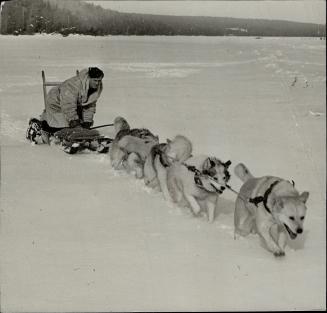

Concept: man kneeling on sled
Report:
left=26, top=67, right=111, bottom=153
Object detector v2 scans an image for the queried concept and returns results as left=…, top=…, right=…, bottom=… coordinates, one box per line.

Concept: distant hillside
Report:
left=1, top=0, right=325, bottom=37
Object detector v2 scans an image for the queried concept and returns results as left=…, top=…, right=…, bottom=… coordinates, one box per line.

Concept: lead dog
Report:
left=166, top=155, right=231, bottom=222
left=234, top=163, right=309, bottom=257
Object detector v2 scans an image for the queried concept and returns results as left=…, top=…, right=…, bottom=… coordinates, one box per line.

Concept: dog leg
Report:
left=150, top=178, right=161, bottom=191
left=144, top=156, right=156, bottom=186
left=148, top=178, right=159, bottom=189
left=207, top=203, right=215, bottom=223
left=258, top=223, right=285, bottom=257
left=278, top=229, right=288, bottom=251
left=161, top=180, right=173, bottom=202
left=155, top=157, right=173, bottom=202
left=184, top=194, right=201, bottom=216
left=174, top=189, right=184, bottom=203
left=125, top=153, right=144, bottom=178
left=135, top=166, right=144, bottom=179
left=234, top=199, right=255, bottom=236
left=270, top=225, right=287, bottom=251
left=174, top=178, right=190, bottom=207
left=158, top=170, right=172, bottom=201
left=111, top=149, right=127, bottom=170
left=206, top=198, right=217, bottom=223
left=168, top=176, right=184, bottom=204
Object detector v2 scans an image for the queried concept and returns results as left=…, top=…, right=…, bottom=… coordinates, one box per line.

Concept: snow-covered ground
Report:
left=0, top=35, right=325, bottom=312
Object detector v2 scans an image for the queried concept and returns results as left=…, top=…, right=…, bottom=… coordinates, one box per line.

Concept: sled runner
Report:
left=60, top=137, right=112, bottom=154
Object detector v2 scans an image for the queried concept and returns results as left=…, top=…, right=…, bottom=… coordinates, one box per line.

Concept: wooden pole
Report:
left=90, top=123, right=114, bottom=130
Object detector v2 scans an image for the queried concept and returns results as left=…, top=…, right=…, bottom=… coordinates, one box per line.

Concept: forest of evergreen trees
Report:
left=0, top=0, right=325, bottom=37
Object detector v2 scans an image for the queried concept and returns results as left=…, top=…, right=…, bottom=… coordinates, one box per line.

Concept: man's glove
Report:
left=69, top=119, right=81, bottom=128
left=82, top=121, right=93, bottom=129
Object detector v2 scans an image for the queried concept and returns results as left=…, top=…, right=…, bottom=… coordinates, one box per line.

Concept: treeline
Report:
left=1, top=0, right=325, bottom=37
left=0, top=0, right=113, bottom=35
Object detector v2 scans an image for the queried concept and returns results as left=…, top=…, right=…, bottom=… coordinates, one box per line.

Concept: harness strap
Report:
left=153, top=145, right=170, bottom=168
left=159, top=154, right=170, bottom=168
left=183, top=163, right=225, bottom=194
left=248, top=196, right=264, bottom=207
left=184, top=164, right=201, bottom=175
left=183, top=164, right=205, bottom=189
left=249, top=180, right=280, bottom=214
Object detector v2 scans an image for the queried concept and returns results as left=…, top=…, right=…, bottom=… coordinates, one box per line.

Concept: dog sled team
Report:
left=108, top=116, right=309, bottom=258
left=26, top=67, right=310, bottom=258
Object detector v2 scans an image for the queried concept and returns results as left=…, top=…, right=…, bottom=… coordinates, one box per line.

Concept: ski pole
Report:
left=90, top=123, right=114, bottom=130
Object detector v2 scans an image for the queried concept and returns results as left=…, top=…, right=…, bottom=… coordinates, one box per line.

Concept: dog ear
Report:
left=209, top=158, right=216, bottom=168
left=203, top=157, right=212, bottom=171
left=299, top=191, right=309, bottom=204
left=224, top=160, right=232, bottom=168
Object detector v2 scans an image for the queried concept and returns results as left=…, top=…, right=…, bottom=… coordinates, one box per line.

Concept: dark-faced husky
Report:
left=166, top=155, right=231, bottom=223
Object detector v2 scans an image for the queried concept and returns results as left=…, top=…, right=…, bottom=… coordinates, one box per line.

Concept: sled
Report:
left=60, top=137, right=113, bottom=154
left=53, top=127, right=112, bottom=154
left=41, top=70, right=79, bottom=106
left=41, top=70, right=113, bottom=154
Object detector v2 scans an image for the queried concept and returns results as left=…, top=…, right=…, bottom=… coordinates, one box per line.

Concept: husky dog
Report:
left=109, top=116, right=159, bottom=178
left=151, top=135, right=193, bottom=195
left=166, top=155, right=231, bottom=222
left=234, top=163, right=309, bottom=257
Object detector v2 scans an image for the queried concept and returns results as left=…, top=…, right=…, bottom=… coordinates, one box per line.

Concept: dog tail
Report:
left=234, top=163, right=253, bottom=182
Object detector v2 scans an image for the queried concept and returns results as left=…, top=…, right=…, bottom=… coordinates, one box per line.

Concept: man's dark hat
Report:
left=88, top=67, right=104, bottom=79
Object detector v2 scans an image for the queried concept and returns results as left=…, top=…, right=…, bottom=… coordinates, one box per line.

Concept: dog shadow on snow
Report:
left=191, top=197, right=235, bottom=221
left=215, top=197, right=235, bottom=216
left=168, top=196, right=235, bottom=222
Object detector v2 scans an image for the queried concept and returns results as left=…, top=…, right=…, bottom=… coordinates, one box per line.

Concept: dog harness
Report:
left=183, top=160, right=231, bottom=195
left=185, top=164, right=221, bottom=192
left=248, top=180, right=281, bottom=214
left=152, top=144, right=170, bottom=168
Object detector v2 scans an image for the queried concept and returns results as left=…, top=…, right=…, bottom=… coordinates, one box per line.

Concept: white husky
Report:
left=234, top=163, right=309, bottom=257
left=152, top=135, right=193, bottom=195
left=166, top=155, right=231, bottom=222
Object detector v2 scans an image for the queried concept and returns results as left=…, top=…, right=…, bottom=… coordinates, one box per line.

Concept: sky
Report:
left=87, top=1, right=326, bottom=24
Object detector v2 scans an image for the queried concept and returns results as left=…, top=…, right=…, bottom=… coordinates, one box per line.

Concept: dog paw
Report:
left=273, top=250, right=285, bottom=257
